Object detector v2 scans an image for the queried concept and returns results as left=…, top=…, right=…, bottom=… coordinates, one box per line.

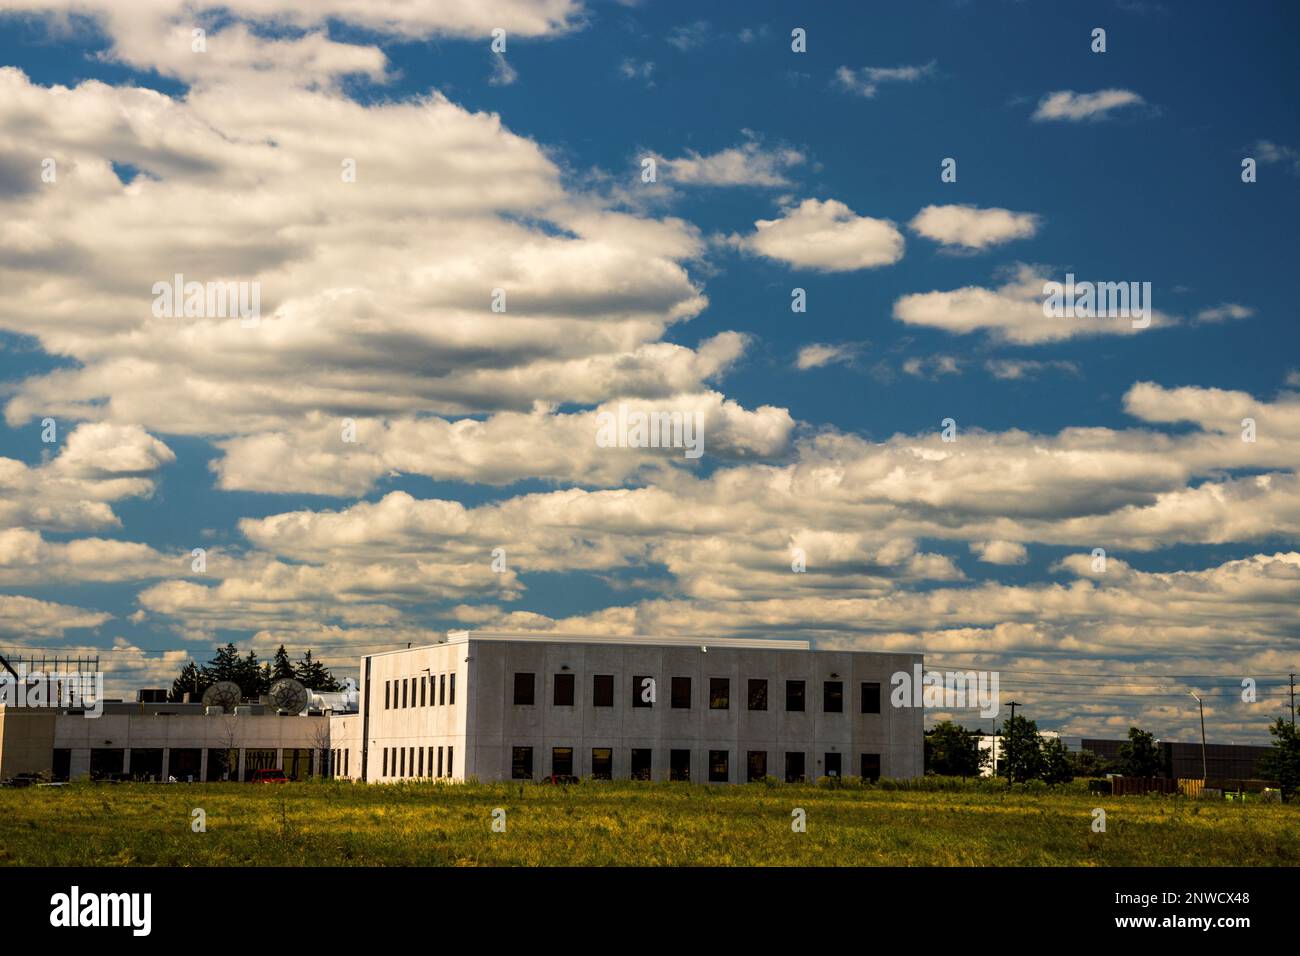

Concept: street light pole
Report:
left=1189, top=692, right=1207, bottom=782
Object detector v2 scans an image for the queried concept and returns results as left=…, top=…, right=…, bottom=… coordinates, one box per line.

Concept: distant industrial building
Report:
left=1079, top=737, right=1271, bottom=781
left=329, top=631, right=923, bottom=784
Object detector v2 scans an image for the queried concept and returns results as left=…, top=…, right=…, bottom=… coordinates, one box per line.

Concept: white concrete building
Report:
left=0, top=699, right=331, bottom=782
left=333, top=631, right=923, bottom=784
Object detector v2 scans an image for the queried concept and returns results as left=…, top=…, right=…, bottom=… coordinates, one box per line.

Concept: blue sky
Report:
left=0, top=0, right=1297, bottom=742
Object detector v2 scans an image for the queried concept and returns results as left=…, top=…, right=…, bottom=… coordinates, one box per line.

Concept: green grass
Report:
left=2, top=778, right=1296, bottom=866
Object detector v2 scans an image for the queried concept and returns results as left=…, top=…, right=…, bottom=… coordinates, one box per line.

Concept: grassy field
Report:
left=2, top=778, right=1296, bottom=866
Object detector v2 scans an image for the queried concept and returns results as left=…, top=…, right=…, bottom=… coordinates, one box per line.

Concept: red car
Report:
left=251, top=768, right=289, bottom=783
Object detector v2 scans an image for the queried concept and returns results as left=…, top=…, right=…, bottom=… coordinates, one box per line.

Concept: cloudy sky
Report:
left=0, top=0, right=1297, bottom=744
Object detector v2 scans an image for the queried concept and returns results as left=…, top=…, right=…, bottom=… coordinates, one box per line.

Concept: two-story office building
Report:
left=331, top=631, right=923, bottom=784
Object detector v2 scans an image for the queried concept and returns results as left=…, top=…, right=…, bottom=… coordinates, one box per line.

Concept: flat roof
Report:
left=444, top=630, right=812, bottom=651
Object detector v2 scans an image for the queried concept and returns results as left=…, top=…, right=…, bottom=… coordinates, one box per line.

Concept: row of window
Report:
left=513, top=674, right=883, bottom=714
left=383, top=672, right=455, bottom=710
left=328, top=748, right=351, bottom=777
left=511, top=746, right=882, bottom=783
left=380, top=744, right=454, bottom=780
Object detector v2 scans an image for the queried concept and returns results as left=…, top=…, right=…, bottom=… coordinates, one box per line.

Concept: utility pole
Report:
left=1006, top=700, right=1022, bottom=783
left=1189, top=692, right=1207, bottom=782
left=1290, top=673, right=1295, bottom=728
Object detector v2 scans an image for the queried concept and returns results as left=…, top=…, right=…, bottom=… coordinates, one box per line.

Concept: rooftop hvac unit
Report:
left=136, top=688, right=167, bottom=704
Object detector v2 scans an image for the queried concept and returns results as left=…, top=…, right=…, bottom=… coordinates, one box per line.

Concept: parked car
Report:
left=250, top=768, right=289, bottom=783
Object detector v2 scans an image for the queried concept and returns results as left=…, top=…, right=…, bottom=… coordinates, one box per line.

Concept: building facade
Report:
left=337, top=631, right=924, bottom=784
left=0, top=700, right=330, bottom=782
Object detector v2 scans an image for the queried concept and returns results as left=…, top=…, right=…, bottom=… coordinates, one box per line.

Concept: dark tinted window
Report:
left=670, top=749, right=691, bottom=781
left=671, top=677, right=691, bottom=709
left=708, top=750, right=728, bottom=783
left=824, top=681, right=843, bottom=713
left=861, top=682, right=881, bottom=714
left=747, top=750, right=767, bottom=782
left=632, top=675, right=654, bottom=708
left=630, top=748, right=652, bottom=780
left=861, top=753, right=881, bottom=781
left=592, top=748, right=612, bottom=779
left=785, top=751, right=805, bottom=783
left=786, top=680, right=805, bottom=712
left=593, top=674, right=614, bottom=707
left=511, top=746, right=533, bottom=779
left=554, top=673, right=575, bottom=706
left=513, top=672, right=535, bottom=705
left=747, top=679, right=768, bottom=711
left=552, top=747, right=574, bottom=777
left=709, top=678, right=729, bottom=710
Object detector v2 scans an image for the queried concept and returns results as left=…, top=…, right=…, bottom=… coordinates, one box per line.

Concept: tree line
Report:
left=926, top=714, right=1300, bottom=798
left=168, top=643, right=342, bottom=702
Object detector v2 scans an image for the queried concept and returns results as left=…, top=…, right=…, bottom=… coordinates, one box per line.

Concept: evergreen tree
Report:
left=294, top=649, right=341, bottom=691
left=232, top=650, right=264, bottom=699
left=205, top=643, right=242, bottom=684
left=169, top=644, right=340, bottom=699
left=270, top=644, right=295, bottom=681
left=168, top=661, right=211, bottom=702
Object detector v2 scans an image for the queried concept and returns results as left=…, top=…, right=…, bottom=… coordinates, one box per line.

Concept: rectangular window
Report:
left=410, top=747, right=416, bottom=778
left=709, top=677, right=729, bottom=710
left=630, top=748, right=652, bottom=780
left=747, top=750, right=767, bottom=782
left=552, top=747, right=574, bottom=777
left=420, top=675, right=427, bottom=707
left=418, top=747, right=424, bottom=777
left=553, top=673, right=575, bottom=706
left=861, top=682, right=881, bottom=714
left=512, top=746, right=533, bottom=780
left=592, top=748, right=612, bottom=780
left=382, top=748, right=388, bottom=777
left=825, top=752, right=841, bottom=778
left=824, top=680, right=843, bottom=713
left=671, top=676, right=691, bottom=709
left=449, top=673, right=455, bottom=706
left=514, top=672, right=535, bottom=706
left=437, top=747, right=443, bottom=777
left=593, top=674, right=614, bottom=707
left=440, top=674, right=446, bottom=706
left=344, top=749, right=349, bottom=776
left=402, top=678, right=409, bottom=709
left=446, top=747, right=453, bottom=777
left=708, top=750, right=729, bottom=783
left=385, top=680, right=391, bottom=710
left=861, top=753, right=881, bottom=782
left=786, top=680, right=806, bottom=712
left=399, top=747, right=406, bottom=777
left=669, top=749, right=691, bottom=781
left=632, top=675, right=653, bottom=708
left=785, top=751, right=805, bottom=783
left=747, top=678, right=768, bottom=711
